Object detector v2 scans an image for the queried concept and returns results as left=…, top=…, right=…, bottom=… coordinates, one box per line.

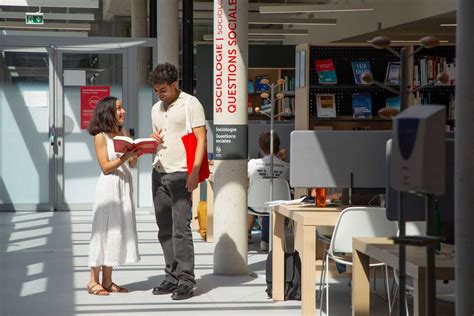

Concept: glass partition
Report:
left=62, top=52, right=123, bottom=205
left=137, top=47, right=155, bottom=208
left=0, top=49, right=50, bottom=206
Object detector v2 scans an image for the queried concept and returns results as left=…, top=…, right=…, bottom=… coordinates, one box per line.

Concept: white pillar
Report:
left=157, top=0, right=179, bottom=67
left=131, top=0, right=147, bottom=85
left=455, top=1, right=474, bottom=315
left=213, top=0, right=249, bottom=275
left=131, top=0, right=147, bottom=37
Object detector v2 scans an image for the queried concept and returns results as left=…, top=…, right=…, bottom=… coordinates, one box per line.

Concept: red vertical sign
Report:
left=80, top=86, right=110, bottom=129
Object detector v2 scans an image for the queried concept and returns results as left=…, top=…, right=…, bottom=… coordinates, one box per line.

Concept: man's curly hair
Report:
left=149, top=63, right=179, bottom=85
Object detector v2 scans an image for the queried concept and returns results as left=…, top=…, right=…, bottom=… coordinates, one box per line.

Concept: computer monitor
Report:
left=385, top=138, right=454, bottom=244
left=290, top=131, right=391, bottom=188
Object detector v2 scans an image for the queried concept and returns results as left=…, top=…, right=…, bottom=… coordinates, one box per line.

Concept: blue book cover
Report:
left=248, top=80, right=255, bottom=93
left=385, top=96, right=400, bottom=111
left=255, top=76, right=269, bottom=92
left=352, top=92, right=372, bottom=118
left=352, top=61, right=372, bottom=84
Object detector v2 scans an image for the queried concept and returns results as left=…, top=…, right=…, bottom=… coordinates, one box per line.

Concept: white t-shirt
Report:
left=151, top=91, right=206, bottom=173
left=248, top=155, right=290, bottom=183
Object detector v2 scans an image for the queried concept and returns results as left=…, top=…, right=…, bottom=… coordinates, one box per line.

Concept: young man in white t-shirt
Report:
left=248, top=131, right=289, bottom=250
left=149, top=63, right=206, bottom=300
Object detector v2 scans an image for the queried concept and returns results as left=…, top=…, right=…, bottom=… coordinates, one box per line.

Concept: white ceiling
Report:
left=0, top=0, right=457, bottom=44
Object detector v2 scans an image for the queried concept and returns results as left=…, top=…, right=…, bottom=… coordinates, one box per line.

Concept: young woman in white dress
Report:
left=86, top=96, right=142, bottom=295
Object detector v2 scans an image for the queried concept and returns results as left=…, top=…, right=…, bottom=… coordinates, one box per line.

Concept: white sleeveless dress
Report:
left=88, top=133, right=140, bottom=267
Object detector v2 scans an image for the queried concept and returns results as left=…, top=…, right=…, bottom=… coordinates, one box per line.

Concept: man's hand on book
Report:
left=150, top=129, right=164, bottom=145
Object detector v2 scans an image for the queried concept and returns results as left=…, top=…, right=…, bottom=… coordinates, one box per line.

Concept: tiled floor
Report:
left=0, top=211, right=455, bottom=316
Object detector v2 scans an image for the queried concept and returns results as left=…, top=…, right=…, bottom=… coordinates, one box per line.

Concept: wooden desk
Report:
left=352, top=237, right=455, bottom=316
left=272, top=204, right=342, bottom=315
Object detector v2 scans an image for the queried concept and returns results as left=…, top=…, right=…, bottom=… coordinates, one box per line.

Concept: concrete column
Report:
left=213, top=0, right=249, bottom=275
left=131, top=0, right=147, bottom=37
left=455, top=1, right=474, bottom=315
left=131, top=0, right=148, bottom=85
left=156, top=0, right=179, bottom=67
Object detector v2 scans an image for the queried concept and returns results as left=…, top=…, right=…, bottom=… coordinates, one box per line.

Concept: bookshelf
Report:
left=413, top=45, right=456, bottom=123
left=295, top=43, right=456, bottom=131
left=248, top=67, right=295, bottom=121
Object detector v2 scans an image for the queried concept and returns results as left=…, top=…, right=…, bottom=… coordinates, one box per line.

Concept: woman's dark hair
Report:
left=148, top=62, right=179, bottom=85
left=258, top=131, right=280, bottom=155
left=88, top=96, right=119, bottom=136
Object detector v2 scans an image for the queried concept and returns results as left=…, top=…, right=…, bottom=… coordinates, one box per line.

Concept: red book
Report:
left=315, top=58, right=337, bottom=84
left=113, top=136, right=158, bottom=154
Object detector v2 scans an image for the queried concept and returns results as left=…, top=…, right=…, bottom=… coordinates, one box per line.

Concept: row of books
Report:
left=413, top=92, right=456, bottom=120
left=248, top=76, right=296, bottom=93
left=414, top=56, right=456, bottom=86
left=282, top=76, right=295, bottom=92
left=315, top=59, right=401, bottom=86
left=248, top=77, right=269, bottom=93
left=316, top=56, right=457, bottom=87
left=315, top=93, right=401, bottom=119
left=248, top=97, right=295, bottom=115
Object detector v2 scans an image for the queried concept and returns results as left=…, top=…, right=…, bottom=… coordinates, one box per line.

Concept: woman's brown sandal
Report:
left=87, top=283, right=109, bottom=296
left=103, top=282, right=129, bottom=293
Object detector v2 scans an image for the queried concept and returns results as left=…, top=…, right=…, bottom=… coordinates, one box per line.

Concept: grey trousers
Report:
left=152, top=170, right=195, bottom=287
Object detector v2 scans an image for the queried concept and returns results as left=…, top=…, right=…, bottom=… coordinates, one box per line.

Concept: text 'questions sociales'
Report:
left=215, top=0, right=239, bottom=115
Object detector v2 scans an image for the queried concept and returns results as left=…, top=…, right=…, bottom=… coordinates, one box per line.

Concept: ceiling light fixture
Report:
left=0, top=11, right=95, bottom=21
left=203, top=34, right=285, bottom=41
left=259, top=4, right=374, bottom=14
left=366, top=40, right=449, bottom=43
left=249, top=18, right=336, bottom=26
left=249, top=29, right=307, bottom=36
left=0, top=21, right=91, bottom=31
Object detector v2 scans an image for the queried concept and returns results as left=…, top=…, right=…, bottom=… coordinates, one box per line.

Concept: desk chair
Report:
left=248, top=178, right=291, bottom=250
left=319, top=207, right=398, bottom=316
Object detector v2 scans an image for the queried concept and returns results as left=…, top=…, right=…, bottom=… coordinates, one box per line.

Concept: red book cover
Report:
left=113, top=136, right=158, bottom=154
left=315, top=59, right=337, bottom=84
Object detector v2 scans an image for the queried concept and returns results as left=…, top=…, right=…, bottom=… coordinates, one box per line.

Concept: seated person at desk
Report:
left=247, top=131, right=289, bottom=251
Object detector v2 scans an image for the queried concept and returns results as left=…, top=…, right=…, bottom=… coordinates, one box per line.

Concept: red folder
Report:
left=181, top=96, right=210, bottom=183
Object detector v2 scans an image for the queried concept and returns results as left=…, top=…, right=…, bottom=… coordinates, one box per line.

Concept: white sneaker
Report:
left=260, top=241, right=269, bottom=251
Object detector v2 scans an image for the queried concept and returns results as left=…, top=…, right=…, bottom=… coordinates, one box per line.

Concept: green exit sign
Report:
left=25, top=13, right=44, bottom=25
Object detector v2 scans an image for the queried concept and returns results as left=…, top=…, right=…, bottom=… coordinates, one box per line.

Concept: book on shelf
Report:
left=315, top=58, right=337, bottom=84
left=316, top=93, right=337, bottom=118
left=255, top=76, right=269, bottom=92
left=260, top=99, right=272, bottom=115
left=247, top=79, right=255, bottom=94
left=385, top=62, right=400, bottom=85
left=113, top=136, right=158, bottom=154
left=351, top=92, right=372, bottom=119
left=281, top=97, right=294, bottom=115
left=414, top=56, right=456, bottom=86
left=385, top=96, right=401, bottom=111
left=448, top=94, right=456, bottom=120
left=351, top=61, right=372, bottom=85
left=248, top=99, right=253, bottom=114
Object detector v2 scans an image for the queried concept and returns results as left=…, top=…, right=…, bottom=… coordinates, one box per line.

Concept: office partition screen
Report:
left=290, top=131, right=391, bottom=188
